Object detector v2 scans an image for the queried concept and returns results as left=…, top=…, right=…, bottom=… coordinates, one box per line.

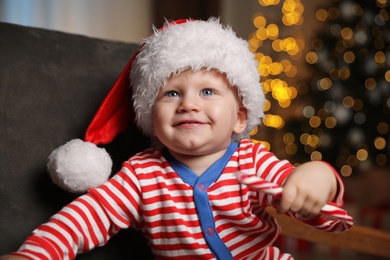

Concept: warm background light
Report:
left=249, top=0, right=389, bottom=176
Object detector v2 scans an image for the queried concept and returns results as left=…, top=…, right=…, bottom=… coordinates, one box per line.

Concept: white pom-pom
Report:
left=47, top=139, right=112, bottom=193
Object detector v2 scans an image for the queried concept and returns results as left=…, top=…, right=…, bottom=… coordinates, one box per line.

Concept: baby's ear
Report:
left=233, top=106, right=248, bottom=134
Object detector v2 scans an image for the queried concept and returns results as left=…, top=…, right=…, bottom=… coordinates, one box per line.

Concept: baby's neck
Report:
left=168, top=149, right=228, bottom=176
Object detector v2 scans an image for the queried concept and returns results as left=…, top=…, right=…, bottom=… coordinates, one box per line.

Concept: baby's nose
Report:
left=177, top=95, right=200, bottom=112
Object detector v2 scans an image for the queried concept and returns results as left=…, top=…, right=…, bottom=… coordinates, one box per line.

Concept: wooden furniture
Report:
left=269, top=207, right=390, bottom=258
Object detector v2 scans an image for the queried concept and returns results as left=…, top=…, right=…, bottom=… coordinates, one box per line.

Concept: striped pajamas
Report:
left=13, top=139, right=344, bottom=259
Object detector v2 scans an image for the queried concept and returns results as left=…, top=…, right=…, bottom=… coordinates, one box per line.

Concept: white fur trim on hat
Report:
left=131, top=18, right=265, bottom=141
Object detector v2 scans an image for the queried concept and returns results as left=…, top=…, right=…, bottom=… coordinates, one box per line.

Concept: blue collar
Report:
left=161, top=142, right=238, bottom=187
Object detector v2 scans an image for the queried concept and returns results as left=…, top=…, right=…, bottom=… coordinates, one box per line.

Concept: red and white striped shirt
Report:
left=13, top=139, right=344, bottom=259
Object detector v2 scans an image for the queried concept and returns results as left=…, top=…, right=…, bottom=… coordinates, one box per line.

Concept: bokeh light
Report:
left=250, top=0, right=390, bottom=175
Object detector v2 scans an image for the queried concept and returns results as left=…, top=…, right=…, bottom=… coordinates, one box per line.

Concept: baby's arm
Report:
left=276, top=161, right=338, bottom=216
left=1, top=192, right=115, bottom=259
left=1, top=162, right=141, bottom=259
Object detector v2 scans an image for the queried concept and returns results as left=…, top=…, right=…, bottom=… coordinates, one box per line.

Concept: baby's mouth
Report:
left=174, top=120, right=206, bottom=127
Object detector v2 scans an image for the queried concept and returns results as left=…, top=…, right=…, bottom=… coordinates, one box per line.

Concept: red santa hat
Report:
left=48, top=18, right=265, bottom=193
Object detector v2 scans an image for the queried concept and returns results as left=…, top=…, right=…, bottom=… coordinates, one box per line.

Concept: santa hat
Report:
left=47, top=18, right=265, bottom=193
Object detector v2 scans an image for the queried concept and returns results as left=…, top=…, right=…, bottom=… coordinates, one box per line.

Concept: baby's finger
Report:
left=308, top=200, right=325, bottom=216
left=298, top=199, right=316, bottom=216
left=287, top=194, right=306, bottom=213
left=278, top=186, right=299, bottom=214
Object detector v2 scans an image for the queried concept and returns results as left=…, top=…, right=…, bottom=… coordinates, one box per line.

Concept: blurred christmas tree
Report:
left=288, top=0, right=390, bottom=176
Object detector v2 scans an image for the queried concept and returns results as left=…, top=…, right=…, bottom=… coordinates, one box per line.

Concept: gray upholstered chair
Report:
left=0, top=22, right=153, bottom=259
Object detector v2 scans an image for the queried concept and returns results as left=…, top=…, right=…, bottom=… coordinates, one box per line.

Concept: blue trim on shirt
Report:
left=162, top=143, right=238, bottom=260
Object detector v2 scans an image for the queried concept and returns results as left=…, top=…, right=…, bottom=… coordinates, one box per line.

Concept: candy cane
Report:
left=235, top=172, right=353, bottom=232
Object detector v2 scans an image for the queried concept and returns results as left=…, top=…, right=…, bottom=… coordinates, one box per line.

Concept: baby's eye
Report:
left=165, top=91, right=180, bottom=97
left=200, top=89, right=214, bottom=96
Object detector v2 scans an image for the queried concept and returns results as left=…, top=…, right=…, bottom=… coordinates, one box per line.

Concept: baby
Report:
left=1, top=18, right=345, bottom=260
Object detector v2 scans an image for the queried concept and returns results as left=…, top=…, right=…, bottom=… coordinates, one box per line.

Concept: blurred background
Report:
left=1, top=0, right=389, bottom=258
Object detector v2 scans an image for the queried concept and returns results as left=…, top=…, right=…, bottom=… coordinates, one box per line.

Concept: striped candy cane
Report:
left=236, top=172, right=353, bottom=232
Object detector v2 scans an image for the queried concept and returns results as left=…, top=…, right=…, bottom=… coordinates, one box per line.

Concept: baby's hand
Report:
left=275, top=161, right=337, bottom=216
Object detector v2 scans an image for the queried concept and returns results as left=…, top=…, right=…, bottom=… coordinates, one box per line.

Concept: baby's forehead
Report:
left=160, top=68, right=242, bottom=99
left=165, top=68, right=231, bottom=85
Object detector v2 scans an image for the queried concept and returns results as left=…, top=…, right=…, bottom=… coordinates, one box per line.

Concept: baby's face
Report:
left=152, top=69, right=247, bottom=157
